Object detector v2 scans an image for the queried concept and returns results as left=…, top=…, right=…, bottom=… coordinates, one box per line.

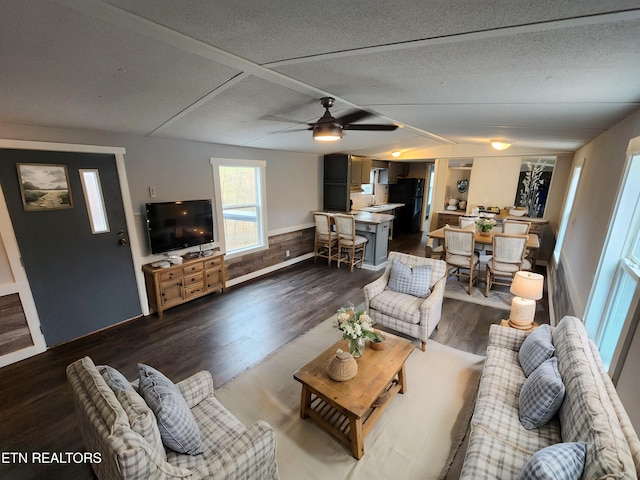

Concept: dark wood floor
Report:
left=0, top=231, right=549, bottom=479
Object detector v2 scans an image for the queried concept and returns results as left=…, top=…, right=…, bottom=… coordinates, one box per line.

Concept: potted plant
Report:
left=369, top=330, right=387, bottom=350
left=335, top=304, right=385, bottom=357
left=476, top=218, right=496, bottom=235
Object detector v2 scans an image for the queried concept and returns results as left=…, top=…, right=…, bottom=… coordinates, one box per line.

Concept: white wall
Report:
left=467, top=156, right=521, bottom=210
left=561, top=110, right=640, bottom=317
left=559, top=109, right=640, bottom=431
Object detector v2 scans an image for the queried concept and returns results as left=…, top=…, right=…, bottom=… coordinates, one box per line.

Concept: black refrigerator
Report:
left=389, top=178, right=424, bottom=234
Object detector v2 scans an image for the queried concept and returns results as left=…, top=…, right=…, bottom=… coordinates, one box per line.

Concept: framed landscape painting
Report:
left=17, top=163, right=73, bottom=211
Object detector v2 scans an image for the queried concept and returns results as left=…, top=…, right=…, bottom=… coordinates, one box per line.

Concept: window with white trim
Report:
left=79, top=169, right=109, bottom=234
left=553, top=164, right=582, bottom=264
left=211, top=159, right=268, bottom=257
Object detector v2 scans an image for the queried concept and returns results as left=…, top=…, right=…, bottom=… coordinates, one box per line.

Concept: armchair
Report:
left=67, top=357, right=278, bottom=480
left=364, top=252, right=447, bottom=351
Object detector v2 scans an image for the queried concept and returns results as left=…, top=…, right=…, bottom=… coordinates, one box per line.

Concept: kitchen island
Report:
left=354, top=211, right=393, bottom=270
left=315, top=211, right=393, bottom=270
left=356, top=203, right=404, bottom=240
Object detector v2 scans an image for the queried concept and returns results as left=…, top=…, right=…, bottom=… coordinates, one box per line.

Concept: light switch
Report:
left=149, top=186, right=156, bottom=198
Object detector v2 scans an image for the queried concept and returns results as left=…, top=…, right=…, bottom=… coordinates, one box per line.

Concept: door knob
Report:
left=118, top=238, right=129, bottom=246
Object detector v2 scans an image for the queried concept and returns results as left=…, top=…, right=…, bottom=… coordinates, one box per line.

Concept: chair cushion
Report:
left=317, top=232, right=338, bottom=241
left=516, top=442, right=586, bottom=480
left=519, top=325, right=555, bottom=377
left=519, top=357, right=565, bottom=430
left=370, top=289, right=425, bottom=324
left=138, top=364, right=203, bottom=455
left=340, top=235, right=367, bottom=246
left=387, top=258, right=432, bottom=297
left=490, top=261, right=522, bottom=273
left=447, top=253, right=479, bottom=268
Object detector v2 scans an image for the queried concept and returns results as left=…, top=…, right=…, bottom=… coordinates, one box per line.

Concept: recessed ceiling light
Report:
left=490, top=140, right=511, bottom=151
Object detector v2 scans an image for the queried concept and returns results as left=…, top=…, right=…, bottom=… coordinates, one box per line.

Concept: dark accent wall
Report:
left=225, top=228, right=314, bottom=281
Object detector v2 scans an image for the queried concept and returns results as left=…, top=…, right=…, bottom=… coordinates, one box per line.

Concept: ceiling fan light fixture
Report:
left=313, top=123, right=343, bottom=142
left=391, top=151, right=401, bottom=157
left=490, top=140, right=511, bottom=151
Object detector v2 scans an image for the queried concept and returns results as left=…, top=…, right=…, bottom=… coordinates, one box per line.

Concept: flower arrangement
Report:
left=334, top=304, right=384, bottom=357
left=475, top=218, right=497, bottom=232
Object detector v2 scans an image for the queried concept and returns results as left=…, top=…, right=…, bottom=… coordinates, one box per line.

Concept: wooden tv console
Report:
left=142, top=252, right=225, bottom=318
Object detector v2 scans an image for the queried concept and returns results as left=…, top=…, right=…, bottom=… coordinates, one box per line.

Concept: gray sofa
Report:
left=67, top=357, right=278, bottom=479
left=461, top=316, right=640, bottom=479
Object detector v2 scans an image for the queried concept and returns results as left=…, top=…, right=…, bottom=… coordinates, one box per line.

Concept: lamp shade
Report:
left=510, top=271, right=544, bottom=300
left=313, top=123, right=342, bottom=141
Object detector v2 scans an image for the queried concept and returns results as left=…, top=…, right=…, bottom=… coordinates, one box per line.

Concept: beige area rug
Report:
left=444, top=273, right=512, bottom=311
left=215, top=319, right=485, bottom=480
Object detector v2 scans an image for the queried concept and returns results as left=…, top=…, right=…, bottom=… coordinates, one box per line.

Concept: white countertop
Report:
left=357, top=203, right=404, bottom=213
left=314, top=210, right=394, bottom=224
left=353, top=211, right=395, bottom=224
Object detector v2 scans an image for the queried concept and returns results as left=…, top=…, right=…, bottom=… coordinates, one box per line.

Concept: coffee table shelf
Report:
left=293, top=333, right=414, bottom=459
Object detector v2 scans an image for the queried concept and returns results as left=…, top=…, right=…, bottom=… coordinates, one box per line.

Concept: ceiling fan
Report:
left=309, top=97, right=398, bottom=141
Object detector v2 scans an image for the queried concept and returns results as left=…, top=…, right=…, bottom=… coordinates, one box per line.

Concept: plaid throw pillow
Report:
left=516, top=442, right=586, bottom=480
left=519, top=325, right=555, bottom=377
left=99, top=365, right=134, bottom=392
left=519, top=357, right=565, bottom=430
left=387, top=258, right=432, bottom=297
left=116, top=388, right=168, bottom=462
left=139, top=364, right=203, bottom=455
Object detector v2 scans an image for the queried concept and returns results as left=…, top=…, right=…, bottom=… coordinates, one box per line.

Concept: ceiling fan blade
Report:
left=334, top=109, right=372, bottom=126
left=343, top=124, right=399, bottom=131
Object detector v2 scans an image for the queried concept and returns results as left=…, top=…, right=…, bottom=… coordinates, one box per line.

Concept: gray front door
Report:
left=0, top=148, right=141, bottom=346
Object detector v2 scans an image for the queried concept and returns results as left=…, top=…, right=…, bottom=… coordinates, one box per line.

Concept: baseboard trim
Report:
left=226, top=253, right=314, bottom=287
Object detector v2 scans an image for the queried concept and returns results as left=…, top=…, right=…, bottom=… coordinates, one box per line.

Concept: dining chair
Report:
left=334, top=214, right=368, bottom=271
left=485, top=233, right=532, bottom=296
left=502, top=220, right=534, bottom=264
left=444, top=227, right=479, bottom=294
left=313, top=213, right=338, bottom=266
left=502, top=219, right=531, bottom=235
left=459, top=216, right=479, bottom=230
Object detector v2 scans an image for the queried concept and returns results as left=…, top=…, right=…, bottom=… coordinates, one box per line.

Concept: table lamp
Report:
left=508, top=271, right=544, bottom=330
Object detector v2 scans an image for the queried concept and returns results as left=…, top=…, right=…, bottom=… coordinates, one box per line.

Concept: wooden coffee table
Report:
left=293, top=333, right=414, bottom=459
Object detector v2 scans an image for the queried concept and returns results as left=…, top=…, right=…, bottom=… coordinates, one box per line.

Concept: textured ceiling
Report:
left=1, top=0, right=639, bottom=159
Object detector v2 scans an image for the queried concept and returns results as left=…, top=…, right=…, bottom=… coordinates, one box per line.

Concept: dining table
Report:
left=427, top=224, right=540, bottom=264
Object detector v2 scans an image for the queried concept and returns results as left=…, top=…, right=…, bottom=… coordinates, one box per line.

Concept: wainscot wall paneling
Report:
left=0, top=294, right=34, bottom=356
left=225, top=228, right=314, bottom=280
left=551, top=259, right=575, bottom=323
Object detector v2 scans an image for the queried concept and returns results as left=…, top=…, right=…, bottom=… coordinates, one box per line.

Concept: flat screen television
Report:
left=146, top=200, right=214, bottom=254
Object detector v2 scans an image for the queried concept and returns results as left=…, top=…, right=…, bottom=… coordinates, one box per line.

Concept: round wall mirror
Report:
left=457, top=179, right=468, bottom=193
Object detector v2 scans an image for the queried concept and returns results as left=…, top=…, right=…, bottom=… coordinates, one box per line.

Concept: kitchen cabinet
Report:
left=324, top=154, right=371, bottom=211
left=379, top=162, right=408, bottom=184
left=437, top=211, right=464, bottom=228
left=351, top=157, right=372, bottom=185
left=323, top=154, right=351, bottom=211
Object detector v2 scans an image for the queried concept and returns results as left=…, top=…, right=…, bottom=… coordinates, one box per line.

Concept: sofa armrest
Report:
left=418, top=275, right=445, bottom=333
left=176, top=371, right=214, bottom=408
left=364, top=274, right=389, bottom=313
left=487, top=323, right=528, bottom=352
left=211, top=420, right=278, bottom=480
